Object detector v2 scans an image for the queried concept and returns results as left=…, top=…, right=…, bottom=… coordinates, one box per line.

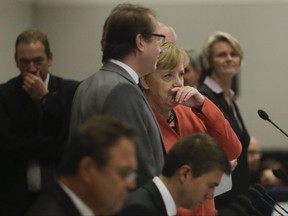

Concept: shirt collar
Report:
left=43, top=72, right=50, bottom=88
left=153, top=176, right=177, bottom=216
left=59, top=181, right=94, bottom=216
left=109, top=59, right=139, bottom=84
left=204, top=76, right=235, bottom=98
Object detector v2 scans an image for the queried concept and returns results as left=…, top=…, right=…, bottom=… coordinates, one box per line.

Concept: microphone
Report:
left=248, top=187, right=284, bottom=216
left=254, top=183, right=288, bottom=214
left=236, top=195, right=264, bottom=216
left=257, top=109, right=288, bottom=138
left=218, top=203, right=248, bottom=216
left=272, top=168, right=288, bottom=183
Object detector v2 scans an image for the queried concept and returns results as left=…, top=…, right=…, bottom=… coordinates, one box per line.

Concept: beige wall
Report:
left=0, top=0, right=34, bottom=82
left=3, top=1, right=288, bottom=150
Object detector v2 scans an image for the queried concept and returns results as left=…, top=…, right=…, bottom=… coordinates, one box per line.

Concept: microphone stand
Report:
left=254, top=184, right=288, bottom=215
left=267, top=119, right=288, bottom=138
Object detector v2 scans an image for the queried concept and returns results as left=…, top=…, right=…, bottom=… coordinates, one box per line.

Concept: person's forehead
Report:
left=149, top=15, right=159, bottom=30
left=16, top=41, right=45, bottom=52
left=16, top=43, right=47, bottom=59
left=108, top=138, right=135, bottom=162
left=198, top=169, right=223, bottom=182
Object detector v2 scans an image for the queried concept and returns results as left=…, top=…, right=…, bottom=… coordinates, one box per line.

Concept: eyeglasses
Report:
left=151, top=33, right=166, bottom=44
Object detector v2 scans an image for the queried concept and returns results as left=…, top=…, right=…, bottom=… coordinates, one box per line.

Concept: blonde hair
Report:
left=157, top=41, right=189, bottom=70
left=202, top=31, right=243, bottom=72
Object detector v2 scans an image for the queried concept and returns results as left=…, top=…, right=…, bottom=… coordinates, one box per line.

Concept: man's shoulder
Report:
left=25, top=184, right=80, bottom=216
left=117, top=181, right=166, bottom=216
left=0, top=76, right=22, bottom=96
left=48, top=74, right=80, bottom=96
left=128, top=181, right=158, bottom=204
left=50, top=74, right=79, bottom=87
left=79, top=68, right=133, bottom=93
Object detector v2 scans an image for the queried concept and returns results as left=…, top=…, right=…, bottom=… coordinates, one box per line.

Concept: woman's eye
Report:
left=164, top=74, right=172, bottom=79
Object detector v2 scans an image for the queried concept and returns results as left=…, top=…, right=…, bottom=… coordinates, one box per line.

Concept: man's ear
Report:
left=78, top=156, right=97, bottom=184
left=140, top=77, right=150, bottom=90
left=14, top=52, right=20, bottom=68
left=135, top=34, right=146, bottom=53
left=178, top=165, right=191, bottom=183
left=47, top=52, right=53, bottom=67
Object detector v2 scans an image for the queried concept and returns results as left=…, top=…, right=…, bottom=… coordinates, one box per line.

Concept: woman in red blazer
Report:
left=140, top=41, right=242, bottom=216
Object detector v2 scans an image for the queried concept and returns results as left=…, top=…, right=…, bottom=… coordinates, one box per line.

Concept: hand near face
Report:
left=230, top=159, right=238, bottom=171
left=22, top=71, right=49, bottom=101
left=171, top=86, right=204, bottom=109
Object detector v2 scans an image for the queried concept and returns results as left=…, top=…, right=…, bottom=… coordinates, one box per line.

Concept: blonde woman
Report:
left=140, top=41, right=241, bottom=216
left=198, top=31, right=250, bottom=210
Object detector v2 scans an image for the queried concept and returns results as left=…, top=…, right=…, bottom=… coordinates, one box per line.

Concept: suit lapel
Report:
left=101, top=62, right=136, bottom=84
left=143, top=181, right=168, bottom=216
left=47, top=74, right=60, bottom=94
left=51, top=184, right=82, bottom=216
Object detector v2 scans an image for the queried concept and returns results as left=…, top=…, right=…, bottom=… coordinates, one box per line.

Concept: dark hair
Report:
left=59, top=115, right=137, bottom=176
left=102, top=3, right=156, bottom=63
left=15, top=28, right=51, bottom=57
left=162, top=133, right=231, bottom=178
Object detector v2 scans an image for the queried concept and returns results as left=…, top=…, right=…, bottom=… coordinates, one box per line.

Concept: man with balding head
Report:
left=158, top=22, right=177, bottom=43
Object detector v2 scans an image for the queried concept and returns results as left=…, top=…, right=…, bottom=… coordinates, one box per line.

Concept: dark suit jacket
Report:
left=0, top=74, right=79, bottom=215
left=198, top=83, right=250, bottom=209
left=25, top=183, right=81, bottom=216
left=116, top=180, right=169, bottom=216
left=69, top=62, right=166, bottom=187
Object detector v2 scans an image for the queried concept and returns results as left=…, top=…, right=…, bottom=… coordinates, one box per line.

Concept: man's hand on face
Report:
left=22, top=70, right=49, bottom=101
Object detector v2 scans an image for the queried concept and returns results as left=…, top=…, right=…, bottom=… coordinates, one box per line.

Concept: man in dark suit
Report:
left=116, top=133, right=232, bottom=216
left=70, top=3, right=166, bottom=187
left=0, top=28, right=79, bottom=215
left=26, top=115, right=138, bottom=216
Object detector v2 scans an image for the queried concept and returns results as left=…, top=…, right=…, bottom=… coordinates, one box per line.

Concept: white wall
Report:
left=0, top=0, right=34, bottom=83
left=3, top=1, right=288, bottom=150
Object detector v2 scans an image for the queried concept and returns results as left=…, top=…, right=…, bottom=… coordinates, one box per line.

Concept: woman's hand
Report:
left=171, top=86, right=204, bottom=109
left=230, top=159, right=238, bottom=171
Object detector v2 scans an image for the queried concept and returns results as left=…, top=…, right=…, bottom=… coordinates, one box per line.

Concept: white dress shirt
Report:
left=109, top=59, right=139, bottom=84
left=59, top=181, right=94, bottom=216
left=153, top=176, right=177, bottom=216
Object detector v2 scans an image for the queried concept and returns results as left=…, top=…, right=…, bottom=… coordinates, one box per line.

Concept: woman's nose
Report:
left=173, top=76, right=183, bottom=87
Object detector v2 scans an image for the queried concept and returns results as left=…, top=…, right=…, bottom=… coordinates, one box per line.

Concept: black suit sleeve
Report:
left=116, top=204, right=158, bottom=216
left=0, top=78, right=79, bottom=161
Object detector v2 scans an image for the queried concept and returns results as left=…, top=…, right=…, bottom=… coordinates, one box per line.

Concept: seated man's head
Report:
left=161, top=133, right=231, bottom=209
left=248, top=136, right=262, bottom=172
left=59, top=115, right=138, bottom=215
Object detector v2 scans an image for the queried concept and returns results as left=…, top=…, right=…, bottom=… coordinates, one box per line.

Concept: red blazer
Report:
left=153, top=97, right=242, bottom=216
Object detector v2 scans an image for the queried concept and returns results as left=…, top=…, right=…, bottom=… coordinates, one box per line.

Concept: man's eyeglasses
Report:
left=151, top=33, right=166, bottom=44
